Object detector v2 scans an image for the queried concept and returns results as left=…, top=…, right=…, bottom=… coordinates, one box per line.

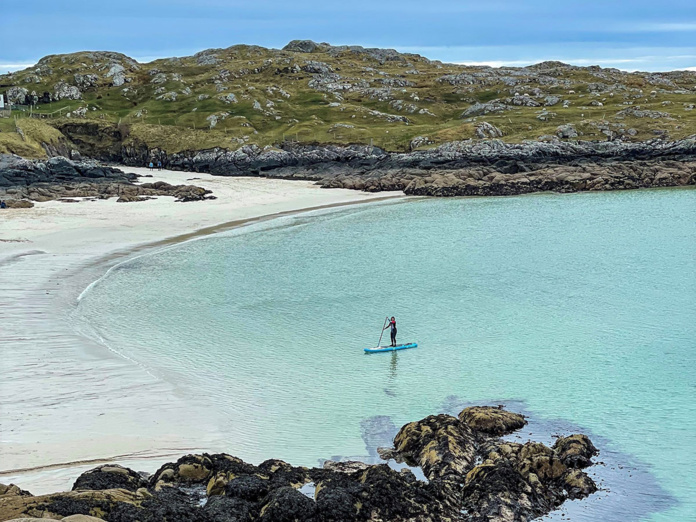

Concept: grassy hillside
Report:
left=1, top=41, right=695, bottom=157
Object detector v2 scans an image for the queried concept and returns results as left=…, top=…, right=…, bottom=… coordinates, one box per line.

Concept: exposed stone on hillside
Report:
left=301, top=61, right=334, bottom=74
left=73, top=73, right=99, bottom=90
left=462, top=101, right=509, bottom=117
left=283, top=40, right=325, bottom=53
left=617, top=107, right=673, bottom=119
left=475, top=122, right=503, bottom=138
left=106, top=64, right=128, bottom=86
left=555, top=124, right=578, bottom=139
left=52, top=81, right=82, bottom=101
left=218, top=93, right=238, bottom=104
left=6, top=86, right=28, bottom=104
left=2, top=41, right=695, bottom=154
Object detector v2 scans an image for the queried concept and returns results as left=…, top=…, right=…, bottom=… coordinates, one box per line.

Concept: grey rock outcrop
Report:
left=283, top=40, right=324, bottom=53
left=509, top=94, right=541, bottom=107
left=6, top=86, right=28, bottom=104
left=74, top=74, right=99, bottom=90
left=301, top=61, right=334, bottom=74
left=616, top=107, right=673, bottom=119
left=108, top=137, right=696, bottom=199
left=156, top=91, right=178, bottom=101
left=218, top=93, right=238, bottom=104
left=475, top=122, right=503, bottom=139
left=106, top=64, right=128, bottom=86
left=461, top=101, right=509, bottom=117
left=52, top=82, right=82, bottom=101
left=556, top=124, right=578, bottom=139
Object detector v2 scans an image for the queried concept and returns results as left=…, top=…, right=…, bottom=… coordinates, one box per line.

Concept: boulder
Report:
left=283, top=40, right=323, bottom=53
left=562, top=468, right=598, bottom=499
left=52, top=82, right=82, bottom=101
left=258, top=487, right=317, bottom=522
left=150, top=454, right=214, bottom=488
left=409, top=136, right=433, bottom=150
left=510, top=94, right=541, bottom=107
left=301, top=61, right=334, bottom=74
left=387, top=414, right=476, bottom=480
left=6, top=87, right=28, bottom=104
left=475, top=122, right=504, bottom=139
left=203, top=495, right=252, bottom=522
left=461, top=101, right=509, bottom=117
left=74, top=74, right=99, bottom=90
left=0, top=484, right=32, bottom=497
left=224, top=475, right=270, bottom=502
left=459, top=406, right=527, bottom=435
left=106, top=64, right=128, bottom=87
left=553, top=434, right=598, bottom=468
left=218, top=93, right=238, bottom=104
left=72, top=464, right=149, bottom=492
left=556, top=123, right=578, bottom=139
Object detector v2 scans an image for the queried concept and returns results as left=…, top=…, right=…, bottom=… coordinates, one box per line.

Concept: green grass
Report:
left=0, top=117, right=67, bottom=156
left=0, top=44, right=694, bottom=158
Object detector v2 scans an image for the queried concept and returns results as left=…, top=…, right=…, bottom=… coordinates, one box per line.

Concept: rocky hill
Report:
left=1, top=40, right=696, bottom=158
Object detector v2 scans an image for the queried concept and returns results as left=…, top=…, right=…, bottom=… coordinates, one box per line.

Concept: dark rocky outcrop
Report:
left=35, top=119, right=696, bottom=197
left=72, top=464, right=149, bottom=492
left=0, top=154, right=214, bottom=204
left=66, top=132, right=693, bottom=197
left=0, top=406, right=600, bottom=522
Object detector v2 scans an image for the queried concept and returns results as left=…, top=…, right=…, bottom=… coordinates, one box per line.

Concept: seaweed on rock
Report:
left=0, top=406, right=599, bottom=522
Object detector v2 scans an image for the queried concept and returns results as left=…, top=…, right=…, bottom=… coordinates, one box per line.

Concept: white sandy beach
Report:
left=0, top=167, right=401, bottom=494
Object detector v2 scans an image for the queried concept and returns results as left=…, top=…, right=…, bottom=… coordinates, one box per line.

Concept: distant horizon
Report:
left=2, top=39, right=696, bottom=75
left=2, top=0, right=695, bottom=74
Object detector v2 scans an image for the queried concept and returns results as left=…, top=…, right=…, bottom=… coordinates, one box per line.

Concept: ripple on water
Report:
left=74, top=190, right=696, bottom=521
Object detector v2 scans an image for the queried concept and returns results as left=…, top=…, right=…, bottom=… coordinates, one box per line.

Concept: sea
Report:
left=74, top=187, right=696, bottom=521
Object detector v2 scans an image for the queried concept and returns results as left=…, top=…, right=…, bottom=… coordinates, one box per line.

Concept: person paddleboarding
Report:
left=384, top=316, right=397, bottom=347
left=364, top=316, right=416, bottom=353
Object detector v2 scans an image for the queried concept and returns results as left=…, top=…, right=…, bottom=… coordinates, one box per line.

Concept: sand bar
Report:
left=0, top=166, right=402, bottom=493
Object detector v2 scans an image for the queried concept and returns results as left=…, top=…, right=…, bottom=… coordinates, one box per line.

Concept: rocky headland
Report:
left=1, top=135, right=694, bottom=208
left=117, top=136, right=696, bottom=196
left=0, top=406, right=599, bottom=522
left=0, top=154, right=214, bottom=206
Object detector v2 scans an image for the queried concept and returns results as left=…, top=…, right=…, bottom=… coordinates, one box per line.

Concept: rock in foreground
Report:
left=0, top=406, right=599, bottom=522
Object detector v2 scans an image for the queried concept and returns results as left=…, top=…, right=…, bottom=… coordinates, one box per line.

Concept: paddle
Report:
left=376, top=316, right=389, bottom=348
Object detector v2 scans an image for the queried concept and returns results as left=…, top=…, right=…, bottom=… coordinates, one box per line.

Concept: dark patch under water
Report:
left=325, top=397, right=676, bottom=522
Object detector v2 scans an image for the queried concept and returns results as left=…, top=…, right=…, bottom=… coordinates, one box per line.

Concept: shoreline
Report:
left=0, top=166, right=404, bottom=494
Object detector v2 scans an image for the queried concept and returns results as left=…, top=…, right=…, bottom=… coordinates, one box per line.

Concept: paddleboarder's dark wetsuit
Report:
left=389, top=317, right=397, bottom=347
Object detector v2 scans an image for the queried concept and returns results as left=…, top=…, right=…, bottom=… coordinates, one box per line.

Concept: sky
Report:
left=1, top=0, right=695, bottom=73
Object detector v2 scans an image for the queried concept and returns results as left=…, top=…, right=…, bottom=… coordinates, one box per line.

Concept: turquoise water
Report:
left=75, top=188, right=696, bottom=521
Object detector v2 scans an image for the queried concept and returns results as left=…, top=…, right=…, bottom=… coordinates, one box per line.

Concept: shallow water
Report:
left=75, top=188, right=696, bottom=521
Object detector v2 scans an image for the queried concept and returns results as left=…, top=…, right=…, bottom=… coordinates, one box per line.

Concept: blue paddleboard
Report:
left=364, top=342, right=418, bottom=354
